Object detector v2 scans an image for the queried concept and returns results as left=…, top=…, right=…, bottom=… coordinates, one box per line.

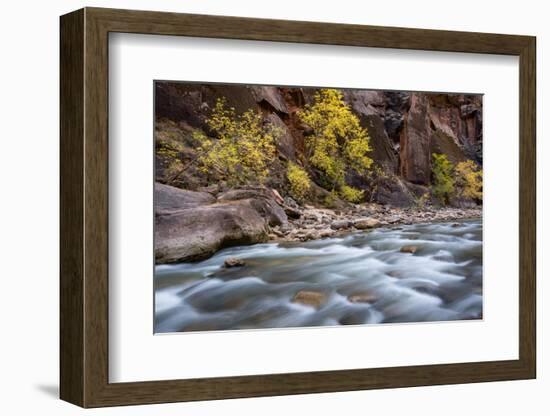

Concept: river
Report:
left=155, top=219, right=482, bottom=333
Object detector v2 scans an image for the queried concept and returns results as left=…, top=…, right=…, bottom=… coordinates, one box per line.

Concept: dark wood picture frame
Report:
left=60, top=7, right=536, bottom=408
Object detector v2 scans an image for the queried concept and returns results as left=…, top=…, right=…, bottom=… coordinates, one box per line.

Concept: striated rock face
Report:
left=155, top=184, right=288, bottom=263
left=460, top=98, right=483, bottom=162
left=345, top=89, right=386, bottom=117
left=400, top=94, right=432, bottom=185
left=427, top=94, right=482, bottom=164
left=396, top=92, right=483, bottom=186
left=250, top=86, right=289, bottom=114
left=384, top=92, right=411, bottom=143
left=363, top=114, right=398, bottom=173
left=155, top=82, right=259, bottom=128
left=265, top=113, right=296, bottom=160
left=344, top=90, right=398, bottom=173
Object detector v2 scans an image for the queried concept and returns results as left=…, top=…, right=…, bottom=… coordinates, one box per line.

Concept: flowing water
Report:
left=155, top=219, right=482, bottom=333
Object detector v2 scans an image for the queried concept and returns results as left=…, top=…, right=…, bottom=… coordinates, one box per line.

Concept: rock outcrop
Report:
left=370, top=175, right=417, bottom=208
left=344, top=90, right=399, bottom=174
left=217, top=187, right=288, bottom=227
left=155, top=183, right=288, bottom=263
left=400, top=93, right=432, bottom=185
left=155, top=182, right=215, bottom=212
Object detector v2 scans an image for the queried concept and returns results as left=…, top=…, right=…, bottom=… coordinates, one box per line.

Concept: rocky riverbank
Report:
left=269, top=204, right=481, bottom=243
left=155, top=182, right=481, bottom=264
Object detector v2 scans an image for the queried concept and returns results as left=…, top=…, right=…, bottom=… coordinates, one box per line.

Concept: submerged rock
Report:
left=400, top=245, right=418, bottom=254
left=292, top=290, right=328, bottom=309
left=348, top=292, right=378, bottom=304
left=224, top=257, right=245, bottom=268
left=339, top=309, right=373, bottom=325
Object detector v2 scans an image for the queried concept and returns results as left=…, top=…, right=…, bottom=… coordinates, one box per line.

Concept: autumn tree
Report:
left=165, top=98, right=279, bottom=186
left=298, top=89, right=372, bottom=202
left=455, top=160, right=483, bottom=201
left=432, top=153, right=455, bottom=204
left=286, top=162, right=311, bottom=202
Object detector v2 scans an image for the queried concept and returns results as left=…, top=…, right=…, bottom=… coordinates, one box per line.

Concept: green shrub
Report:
left=323, top=191, right=340, bottom=208
left=340, top=185, right=364, bottom=203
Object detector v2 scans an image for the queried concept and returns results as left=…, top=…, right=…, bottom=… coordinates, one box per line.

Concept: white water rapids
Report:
left=155, top=219, right=482, bottom=333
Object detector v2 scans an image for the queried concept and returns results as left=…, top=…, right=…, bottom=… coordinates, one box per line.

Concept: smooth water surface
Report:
left=155, top=220, right=482, bottom=333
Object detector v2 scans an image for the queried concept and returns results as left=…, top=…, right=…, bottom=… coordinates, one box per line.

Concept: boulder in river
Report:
left=348, top=292, right=378, bottom=303
left=400, top=245, right=418, bottom=254
left=353, top=218, right=381, bottom=229
left=292, top=290, right=328, bottom=309
left=224, top=257, right=246, bottom=268
left=155, top=183, right=288, bottom=263
left=217, top=187, right=287, bottom=227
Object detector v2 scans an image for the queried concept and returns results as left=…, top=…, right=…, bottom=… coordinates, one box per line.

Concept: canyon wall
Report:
left=154, top=82, right=482, bottom=208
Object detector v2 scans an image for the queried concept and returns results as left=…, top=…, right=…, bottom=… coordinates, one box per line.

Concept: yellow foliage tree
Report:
left=455, top=160, right=483, bottom=201
left=340, top=185, right=364, bottom=203
left=298, top=89, right=372, bottom=202
left=286, top=162, right=311, bottom=202
left=432, top=153, right=455, bottom=205
left=193, top=98, right=279, bottom=186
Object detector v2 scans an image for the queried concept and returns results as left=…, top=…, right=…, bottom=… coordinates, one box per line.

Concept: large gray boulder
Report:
left=155, top=183, right=288, bottom=263
left=155, top=182, right=215, bottom=212
left=217, top=188, right=288, bottom=227
left=371, top=175, right=416, bottom=208
left=155, top=200, right=269, bottom=263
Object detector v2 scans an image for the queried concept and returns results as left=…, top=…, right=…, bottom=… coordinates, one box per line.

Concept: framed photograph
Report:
left=60, top=7, right=536, bottom=408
